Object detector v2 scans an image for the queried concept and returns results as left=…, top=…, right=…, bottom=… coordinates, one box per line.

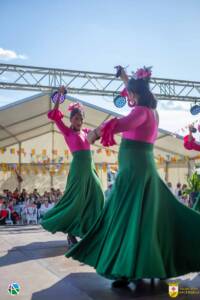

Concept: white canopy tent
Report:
left=0, top=93, right=198, bottom=192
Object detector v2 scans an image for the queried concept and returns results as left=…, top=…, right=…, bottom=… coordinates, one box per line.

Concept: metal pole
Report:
left=51, top=129, right=55, bottom=188
left=187, top=159, right=193, bottom=177
left=164, top=161, right=169, bottom=182
left=18, top=142, right=22, bottom=192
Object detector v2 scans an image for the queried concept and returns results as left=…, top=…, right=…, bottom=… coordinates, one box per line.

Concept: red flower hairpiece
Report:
left=67, top=102, right=83, bottom=112
left=132, top=66, right=152, bottom=80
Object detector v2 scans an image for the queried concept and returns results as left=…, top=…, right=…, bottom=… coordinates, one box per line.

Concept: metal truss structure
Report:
left=0, top=63, right=200, bottom=102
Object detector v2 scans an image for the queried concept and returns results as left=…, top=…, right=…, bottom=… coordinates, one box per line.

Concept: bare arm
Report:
left=115, top=66, right=129, bottom=85
left=48, top=86, right=70, bottom=135
left=119, top=68, right=129, bottom=85
left=188, top=125, right=194, bottom=142
left=87, top=126, right=101, bottom=144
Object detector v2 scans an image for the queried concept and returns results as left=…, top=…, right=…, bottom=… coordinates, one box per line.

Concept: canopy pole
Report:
left=50, top=130, right=55, bottom=188
left=164, top=161, right=169, bottom=182
left=18, top=142, right=22, bottom=192
left=187, top=159, right=193, bottom=177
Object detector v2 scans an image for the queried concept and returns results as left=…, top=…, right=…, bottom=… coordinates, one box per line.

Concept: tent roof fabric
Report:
left=0, top=93, right=197, bottom=159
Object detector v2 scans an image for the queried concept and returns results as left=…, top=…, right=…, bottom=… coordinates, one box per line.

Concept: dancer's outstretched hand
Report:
left=114, top=66, right=129, bottom=84
left=58, top=85, right=67, bottom=95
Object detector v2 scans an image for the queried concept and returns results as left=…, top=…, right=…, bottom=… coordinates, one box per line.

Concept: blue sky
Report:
left=0, top=0, right=200, bottom=134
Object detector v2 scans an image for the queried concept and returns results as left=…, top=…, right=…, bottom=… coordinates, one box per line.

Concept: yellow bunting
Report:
left=49, top=167, right=55, bottom=176
left=31, top=149, right=35, bottom=155
left=58, top=165, right=64, bottom=175
left=0, top=148, right=6, bottom=154
left=34, top=166, right=39, bottom=175
left=95, top=164, right=99, bottom=173
left=171, top=156, right=177, bottom=163
left=52, top=150, right=58, bottom=155
left=42, top=149, right=47, bottom=156
left=102, top=163, right=107, bottom=173
left=10, top=148, right=16, bottom=154
left=64, top=150, right=69, bottom=159
left=25, top=166, right=30, bottom=174
left=111, top=165, right=118, bottom=172
left=158, top=155, right=165, bottom=164
left=105, top=149, right=111, bottom=156
left=42, top=167, right=47, bottom=175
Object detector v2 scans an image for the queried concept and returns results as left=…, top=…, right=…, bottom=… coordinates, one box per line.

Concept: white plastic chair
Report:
left=25, top=206, right=38, bottom=224
left=5, top=209, right=13, bottom=225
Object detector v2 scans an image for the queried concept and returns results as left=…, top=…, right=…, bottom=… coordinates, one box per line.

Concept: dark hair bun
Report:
left=127, top=78, right=157, bottom=109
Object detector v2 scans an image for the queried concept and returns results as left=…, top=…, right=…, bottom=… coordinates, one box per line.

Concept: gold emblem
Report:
left=168, top=282, right=179, bottom=298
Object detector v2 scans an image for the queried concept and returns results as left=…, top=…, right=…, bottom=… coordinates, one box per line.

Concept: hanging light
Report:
left=190, top=102, right=200, bottom=115
left=113, top=95, right=126, bottom=108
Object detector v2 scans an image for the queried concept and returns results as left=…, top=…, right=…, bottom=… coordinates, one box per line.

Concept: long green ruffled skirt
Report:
left=66, top=140, right=200, bottom=280
left=41, top=150, right=104, bottom=238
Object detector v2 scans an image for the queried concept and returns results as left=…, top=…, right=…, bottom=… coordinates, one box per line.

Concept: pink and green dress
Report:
left=66, top=106, right=200, bottom=280
left=41, top=109, right=104, bottom=237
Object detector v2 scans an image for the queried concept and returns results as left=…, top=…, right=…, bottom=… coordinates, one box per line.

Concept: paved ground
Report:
left=0, top=225, right=200, bottom=300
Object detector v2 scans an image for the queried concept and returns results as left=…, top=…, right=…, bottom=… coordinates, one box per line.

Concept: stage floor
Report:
left=0, top=225, right=200, bottom=300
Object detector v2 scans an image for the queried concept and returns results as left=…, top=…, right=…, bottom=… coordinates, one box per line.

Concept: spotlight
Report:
left=113, top=95, right=126, bottom=108
left=190, top=104, right=200, bottom=115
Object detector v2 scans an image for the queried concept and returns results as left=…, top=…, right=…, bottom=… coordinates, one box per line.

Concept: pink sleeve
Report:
left=47, top=109, right=71, bottom=136
left=184, top=135, right=200, bottom=151
left=83, top=128, right=91, bottom=134
left=113, top=106, right=147, bottom=134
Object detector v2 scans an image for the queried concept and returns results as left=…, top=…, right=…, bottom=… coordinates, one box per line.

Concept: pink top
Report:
left=114, top=106, right=158, bottom=143
left=100, top=106, right=158, bottom=147
left=47, top=109, right=91, bottom=153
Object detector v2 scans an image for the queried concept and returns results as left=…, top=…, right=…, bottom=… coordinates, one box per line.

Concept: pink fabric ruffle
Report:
left=183, top=135, right=200, bottom=151
left=47, top=109, right=64, bottom=121
left=100, top=118, right=118, bottom=147
left=120, top=88, right=129, bottom=98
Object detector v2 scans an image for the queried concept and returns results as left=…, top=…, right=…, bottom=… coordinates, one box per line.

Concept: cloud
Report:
left=0, top=48, right=28, bottom=61
left=158, top=100, right=188, bottom=112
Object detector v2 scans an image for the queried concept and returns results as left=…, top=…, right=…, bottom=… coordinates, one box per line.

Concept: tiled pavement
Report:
left=0, top=225, right=200, bottom=300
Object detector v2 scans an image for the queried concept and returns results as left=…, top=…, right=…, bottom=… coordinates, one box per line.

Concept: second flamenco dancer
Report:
left=41, top=90, right=104, bottom=246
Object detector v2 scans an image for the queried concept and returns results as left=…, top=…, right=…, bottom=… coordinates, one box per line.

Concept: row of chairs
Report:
left=4, top=205, right=52, bottom=225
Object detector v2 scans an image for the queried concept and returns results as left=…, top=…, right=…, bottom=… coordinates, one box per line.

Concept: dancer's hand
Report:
left=58, top=85, right=67, bottom=95
left=189, top=125, right=193, bottom=133
left=115, top=66, right=129, bottom=85
left=188, top=125, right=194, bottom=142
left=53, top=86, right=67, bottom=110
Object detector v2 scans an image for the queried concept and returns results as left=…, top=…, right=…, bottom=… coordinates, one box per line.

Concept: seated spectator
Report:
left=13, top=188, right=20, bottom=201
left=21, top=199, right=37, bottom=224
left=0, top=202, right=9, bottom=225
left=39, top=199, right=52, bottom=218
left=175, top=183, right=182, bottom=198
left=8, top=199, right=20, bottom=224
left=167, top=182, right=173, bottom=192
left=33, top=188, right=40, bottom=200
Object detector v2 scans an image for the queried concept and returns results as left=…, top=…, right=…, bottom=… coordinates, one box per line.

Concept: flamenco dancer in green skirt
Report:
left=41, top=87, right=104, bottom=246
left=66, top=66, right=200, bottom=287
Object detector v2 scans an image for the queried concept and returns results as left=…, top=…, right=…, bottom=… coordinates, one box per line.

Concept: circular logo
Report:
left=8, top=282, right=20, bottom=296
